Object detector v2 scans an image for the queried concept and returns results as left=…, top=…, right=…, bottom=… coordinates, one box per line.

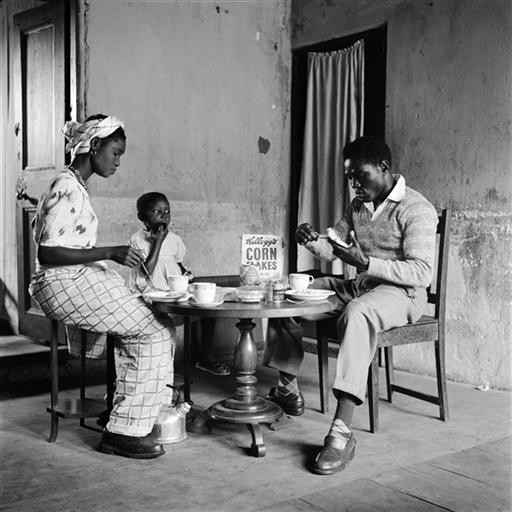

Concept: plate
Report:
left=143, top=291, right=190, bottom=303
left=284, top=289, right=335, bottom=302
left=188, top=298, right=225, bottom=307
left=238, top=297, right=263, bottom=303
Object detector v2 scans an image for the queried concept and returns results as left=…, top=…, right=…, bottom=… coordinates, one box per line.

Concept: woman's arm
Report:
left=38, top=245, right=143, bottom=267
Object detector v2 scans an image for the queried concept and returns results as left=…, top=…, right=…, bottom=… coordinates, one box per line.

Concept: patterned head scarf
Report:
left=62, top=116, right=125, bottom=161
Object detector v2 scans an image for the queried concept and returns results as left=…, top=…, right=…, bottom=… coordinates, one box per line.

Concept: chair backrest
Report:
left=427, top=209, right=451, bottom=323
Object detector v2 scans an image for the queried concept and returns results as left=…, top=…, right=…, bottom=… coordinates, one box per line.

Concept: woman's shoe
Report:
left=266, top=387, right=305, bottom=416
left=99, top=430, right=165, bottom=459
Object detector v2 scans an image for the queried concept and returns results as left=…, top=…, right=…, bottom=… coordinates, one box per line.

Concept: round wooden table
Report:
left=153, top=296, right=337, bottom=457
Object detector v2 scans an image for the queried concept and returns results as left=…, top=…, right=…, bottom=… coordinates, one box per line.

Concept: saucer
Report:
left=143, top=291, right=190, bottom=303
left=188, top=298, right=224, bottom=307
left=284, top=289, right=335, bottom=302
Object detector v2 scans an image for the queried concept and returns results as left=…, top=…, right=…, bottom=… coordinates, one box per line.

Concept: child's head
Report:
left=136, top=192, right=170, bottom=231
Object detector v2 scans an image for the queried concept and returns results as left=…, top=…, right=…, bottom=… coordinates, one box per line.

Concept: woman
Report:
left=29, top=114, right=174, bottom=459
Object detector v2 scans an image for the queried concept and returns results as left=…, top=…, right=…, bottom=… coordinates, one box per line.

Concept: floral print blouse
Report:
left=32, top=168, right=98, bottom=270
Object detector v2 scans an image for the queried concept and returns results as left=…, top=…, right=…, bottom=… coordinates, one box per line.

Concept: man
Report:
left=264, top=136, right=438, bottom=475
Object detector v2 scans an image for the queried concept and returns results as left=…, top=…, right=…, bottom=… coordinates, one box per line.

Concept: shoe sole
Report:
left=98, top=442, right=165, bottom=459
left=311, top=443, right=356, bottom=475
left=281, top=406, right=305, bottom=416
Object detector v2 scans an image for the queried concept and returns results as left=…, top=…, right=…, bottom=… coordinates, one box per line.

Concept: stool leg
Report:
left=79, top=329, right=87, bottom=428
left=48, top=320, right=60, bottom=442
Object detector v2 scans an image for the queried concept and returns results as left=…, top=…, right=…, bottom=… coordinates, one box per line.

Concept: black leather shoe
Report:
left=266, top=387, right=305, bottom=416
left=99, top=430, right=165, bottom=459
left=312, top=433, right=356, bottom=475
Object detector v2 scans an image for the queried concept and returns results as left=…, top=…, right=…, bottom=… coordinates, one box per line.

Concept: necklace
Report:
left=68, top=166, right=87, bottom=190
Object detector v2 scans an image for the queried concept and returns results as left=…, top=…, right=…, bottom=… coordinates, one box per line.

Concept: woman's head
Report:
left=63, top=114, right=126, bottom=178
left=136, top=192, right=170, bottom=231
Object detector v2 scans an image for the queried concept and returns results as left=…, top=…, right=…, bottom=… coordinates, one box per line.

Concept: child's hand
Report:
left=150, top=224, right=168, bottom=244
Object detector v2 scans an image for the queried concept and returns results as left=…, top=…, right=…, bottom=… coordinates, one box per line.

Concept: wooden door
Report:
left=12, top=2, right=68, bottom=340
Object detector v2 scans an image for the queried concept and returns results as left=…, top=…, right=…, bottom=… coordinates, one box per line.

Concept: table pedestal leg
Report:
left=207, top=318, right=282, bottom=457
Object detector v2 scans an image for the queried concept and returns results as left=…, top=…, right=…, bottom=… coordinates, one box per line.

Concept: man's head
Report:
left=343, top=136, right=394, bottom=204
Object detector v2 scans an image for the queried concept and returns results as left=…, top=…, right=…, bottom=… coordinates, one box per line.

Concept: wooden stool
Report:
left=47, top=319, right=116, bottom=442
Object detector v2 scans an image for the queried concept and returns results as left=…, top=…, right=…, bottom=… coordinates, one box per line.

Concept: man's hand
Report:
left=328, top=231, right=369, bottom=271
left=295, top=223, right=320, bottom=245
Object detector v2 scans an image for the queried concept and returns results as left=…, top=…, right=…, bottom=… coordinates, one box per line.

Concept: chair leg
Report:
left=317, top=335, right=329, bottom=414
left=367, top=353, right=379, bottom=433
left=384, top=346, right=394, bottom=403
left=48, top=319, right=60, bottom=442
left=183, top=318, right=193, bottom=403
left=435, top=337, right=449, bottom=421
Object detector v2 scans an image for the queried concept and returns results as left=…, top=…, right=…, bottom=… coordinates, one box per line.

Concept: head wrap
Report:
left=62, top=116, right=125, bottom=161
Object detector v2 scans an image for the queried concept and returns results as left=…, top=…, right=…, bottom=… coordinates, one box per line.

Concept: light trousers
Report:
left=30, top=263, right=174, bottom=436
left=264, top=275, right=426, bottom=404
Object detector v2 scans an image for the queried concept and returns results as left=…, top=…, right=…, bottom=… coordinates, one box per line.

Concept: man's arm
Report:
left=301, top=211, right=353, bottom=262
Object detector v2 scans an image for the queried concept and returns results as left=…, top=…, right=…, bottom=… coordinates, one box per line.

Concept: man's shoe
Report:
left=266, top=387, right=305, bottom=416
left=312, top=433, right=356, bottom=475
left=99, top=430, right=165, bottom=459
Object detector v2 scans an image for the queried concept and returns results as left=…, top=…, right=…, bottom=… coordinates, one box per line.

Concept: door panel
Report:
left=13, top=2, right=67, bottom=340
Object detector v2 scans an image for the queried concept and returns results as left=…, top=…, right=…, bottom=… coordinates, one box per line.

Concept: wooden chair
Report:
left=47, top=319, right=115, bottom=442
left=304, top=209, right=450, bottom=433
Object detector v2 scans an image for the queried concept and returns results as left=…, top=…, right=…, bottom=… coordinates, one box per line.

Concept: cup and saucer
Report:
left=188, top=282, right=224, bottom=307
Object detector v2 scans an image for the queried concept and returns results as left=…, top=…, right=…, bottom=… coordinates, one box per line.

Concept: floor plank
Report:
left=298, top=478, right=446, bottom=512
left=373, top=461, right=510, bottom=512
left=428, top=444, right=511, bottom=490
left=476, top=436, right=512, bottom=459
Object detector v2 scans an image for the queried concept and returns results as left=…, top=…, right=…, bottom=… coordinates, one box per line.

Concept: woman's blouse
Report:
left=32, top=168, right=98, bottom=271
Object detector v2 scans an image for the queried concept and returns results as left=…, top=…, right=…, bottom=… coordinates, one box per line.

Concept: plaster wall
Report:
left=292, top=0, right=512, bottom=389
left=81, top=0, right=291, bottom=280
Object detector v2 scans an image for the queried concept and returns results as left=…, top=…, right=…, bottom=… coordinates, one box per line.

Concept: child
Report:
left=128, top=192, right=191, bottom=293
left=129, top=192, right=230, bottom=376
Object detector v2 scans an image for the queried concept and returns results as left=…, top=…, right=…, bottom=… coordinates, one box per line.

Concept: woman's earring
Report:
left=91, top=149, right=97, bottom=156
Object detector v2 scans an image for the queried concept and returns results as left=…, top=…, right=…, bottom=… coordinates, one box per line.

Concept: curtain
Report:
left=296, top=40, right=365, bottom=275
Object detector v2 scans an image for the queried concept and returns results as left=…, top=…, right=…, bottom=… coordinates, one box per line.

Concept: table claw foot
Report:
left=247, top=423, right=266, bottom=457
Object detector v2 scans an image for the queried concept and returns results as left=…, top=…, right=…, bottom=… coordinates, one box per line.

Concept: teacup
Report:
left=289, top=273, right=314, bottom=291
left=191, top=282, right=216, bottom=303
left=168, top=275, right=189, bottom=293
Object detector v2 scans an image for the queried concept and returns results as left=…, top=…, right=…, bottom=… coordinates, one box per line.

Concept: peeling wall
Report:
left=292, top=0, right=512, bottom=389
left=82, top=0, right=291, bottom=279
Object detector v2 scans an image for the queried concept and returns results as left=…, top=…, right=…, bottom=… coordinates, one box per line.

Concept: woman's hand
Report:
left=328, top=231, right=369, bottom=271
left=295, top=223, right=320, bottom=245
left=110, top=246, right=144, bottom=267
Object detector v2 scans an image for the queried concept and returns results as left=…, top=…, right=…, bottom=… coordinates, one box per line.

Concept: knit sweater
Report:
left=305, top=175, right=438, bottom=291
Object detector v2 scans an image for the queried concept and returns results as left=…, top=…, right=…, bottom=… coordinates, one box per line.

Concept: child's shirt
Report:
left=127, top=228, right=186, bottom=293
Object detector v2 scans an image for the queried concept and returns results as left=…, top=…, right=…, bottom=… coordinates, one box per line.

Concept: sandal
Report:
left=195, top=361, right=231, bottom=376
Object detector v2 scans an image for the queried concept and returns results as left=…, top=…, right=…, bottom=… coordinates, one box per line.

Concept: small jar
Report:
left=271, top=280, right=285, bottom=303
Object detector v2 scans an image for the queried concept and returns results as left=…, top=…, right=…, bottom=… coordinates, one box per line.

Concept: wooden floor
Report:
left=1, top=347, right=511, bottom=512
